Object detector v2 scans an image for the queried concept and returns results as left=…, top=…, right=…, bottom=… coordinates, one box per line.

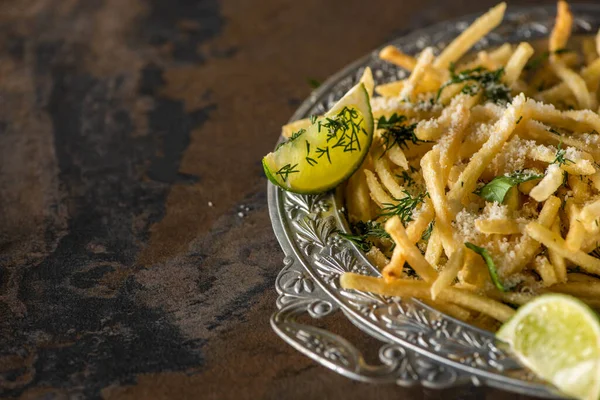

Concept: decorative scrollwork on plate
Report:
left=269, top=5, right=600, bottom=398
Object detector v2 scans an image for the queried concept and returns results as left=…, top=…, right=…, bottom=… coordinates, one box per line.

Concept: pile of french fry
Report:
left=284, top=1, right=600, bottom=330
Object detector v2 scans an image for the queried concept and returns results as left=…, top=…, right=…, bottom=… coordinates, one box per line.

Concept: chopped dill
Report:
left=380, top=191, right=429, bottom=224
left=338, top=221, right=393, bottom=252
left=275, top=128, right=305, bottom=150
left=275, top=163, right=299, bottom=182
left=319, top=106, right=367, bottom=154
left=377, top=113, right=422, bottom=156
left=421, top=220, right=435, bottom=241
left=552, top=141, right=574, bottom=166
left=437, top=64, right=511, bottom=104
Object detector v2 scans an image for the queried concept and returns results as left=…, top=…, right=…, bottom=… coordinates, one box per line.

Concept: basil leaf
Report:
left=465, top=242, right=506, bottom=292
left=474, top=172, right=543, bottom=203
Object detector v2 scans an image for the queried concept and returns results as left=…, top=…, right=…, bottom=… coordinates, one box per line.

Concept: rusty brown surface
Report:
left=0, top=0, right=588, bottom=398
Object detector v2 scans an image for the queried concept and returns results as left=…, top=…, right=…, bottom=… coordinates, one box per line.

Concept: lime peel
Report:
left=497, top=294, right=600, bottom=400
left=263, top=82, right=373, bottom=194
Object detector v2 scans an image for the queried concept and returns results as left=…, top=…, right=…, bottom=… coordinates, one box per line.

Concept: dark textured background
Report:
left=0, top=0, right=588, bottom=399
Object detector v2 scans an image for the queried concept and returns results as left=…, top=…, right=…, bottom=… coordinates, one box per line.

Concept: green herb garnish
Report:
left=474, top=171, right=543, bottom=203
left=437, top=65, right=511, bottom=104
left=377, top=113, right=422, bottom=156
left=319, top=106, right=367, bottom=154
left=338, top=221, right=393, bottom=252
left=275, top=128, right=305, bottom=150
left=380, top=191, right=428, bottom=224
left=465, top=242, right=507, bottom=291
left=552, top=141, right=574, bottom=166
left=421, top=220, right=435, bottom=241
left=275, top=164, right=300, bottom=182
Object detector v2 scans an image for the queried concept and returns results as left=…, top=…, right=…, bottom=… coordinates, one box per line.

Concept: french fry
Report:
left=386, top=146, right=409, bottom=170
left=504, top=42, right=535, bottom=85
left=346, top=166, right=373, bottom=222
left=379, top=46, right=418, bottom=71
left=366, top=246, right=390, bottom=271
left=505, top=196, right=561, bottom=274
left=582, top=37, right=598, bottom=65
left=374, top=156, right=405, bottom=199
left=364, top=169, right=395, bottom=207
left=431, top=247, right=465, bottom=300
left=565, top=219, right=585, bottom=251
left=382, top=201, right=435, bottom=281
left=400, top=48, right=435, bottom=101
left=551, top=61, right=595, bottom=110
left=475, top=219, right=521, bottom=235
left=425, top=226, right=443, bottom=266
left=545, top=281, right=600, bottom=297
left=549, top=1, right=573, bottom=54
left=529, top=164, right=564, bottom=202
left=530, top=144, right=596, bottom=176
left=385, top=216, right=438, bottom=282
left=340, top=272, right=514, bottom=322
left=434, top=2, right=507, bottom=70
left=533, top=255, right=558, bottom=287
left=437, top=102, right=470, bottom=184
left=525, top=221, right=600, bottom=275
left=421, top=299, right=472, bottom=321
left=549, top=218, right=567, bottom=283
left=567, top=272, right=600, bottom=282
left=421, top=149, right=457, bottom=254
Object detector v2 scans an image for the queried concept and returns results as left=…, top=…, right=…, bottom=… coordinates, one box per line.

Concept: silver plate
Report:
left=268, top=5, right=600, bottom=398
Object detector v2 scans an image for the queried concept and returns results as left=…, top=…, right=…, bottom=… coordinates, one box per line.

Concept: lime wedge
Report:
left=263, top=82, right=373, bottom=194
left=497, top=294, right=600, bottom=400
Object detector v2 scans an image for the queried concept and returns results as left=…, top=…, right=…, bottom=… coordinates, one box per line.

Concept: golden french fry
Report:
left=434, top=2, right=507, bottom=69
left=475, top=219, right=521, bottom=235
left=421, top=149, right=457, bottom=255
left=505, top=196, right=561, bottom=274
left=583, top=37, right=598, bottom=65
left=431, top=247, right=465, bottom=300
left=400, top=48, right=435, bottom=101
left=545, top=281, right=600, bottom=297
left=551, top=61, right=595, bottom=110
left=366, top=246, right=390, bottom=271
left=529, top=164, right=564, bottom=202
left=385, top=216, right=438, bottom=282
left=534, top=255, right=558, bottom=287
left=549, top=1, right=573, bottom=53
left=346, top=166, right=373, bottom=222
left=504, top=42, right=535, bottom=85
left=379, top=46, right=418, bottom=70
left=364, top=169, right=395, bottom=207
left=374, top=155, right=405, bottom=199
left=549, top=218, right=567, bottom=283
left=340, top=272, right=514, bottom=322
left=386, top=146, right=409, bottom=170
left=525, top=221, right=600, bottom=275
left=425, top=226, right=443, bottom=266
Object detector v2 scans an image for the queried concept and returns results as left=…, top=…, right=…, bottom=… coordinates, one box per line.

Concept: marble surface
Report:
left=0, top=0, right=585, bottom=398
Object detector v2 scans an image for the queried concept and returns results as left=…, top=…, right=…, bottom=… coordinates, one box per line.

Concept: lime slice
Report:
left=497, top=294, right=600, bottom=400
left=263, top=82, right=373, bottom=194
